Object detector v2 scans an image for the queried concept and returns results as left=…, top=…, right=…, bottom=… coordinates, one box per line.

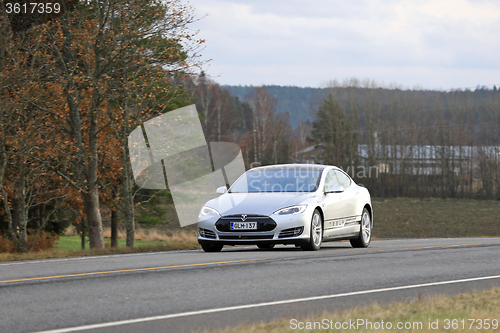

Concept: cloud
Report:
left=187, top=0, right=500, bottom=89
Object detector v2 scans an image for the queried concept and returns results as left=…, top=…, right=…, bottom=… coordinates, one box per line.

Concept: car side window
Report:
left=335, top=170, right=351, bottom=189
left=324, top=170, right=341, bottom=192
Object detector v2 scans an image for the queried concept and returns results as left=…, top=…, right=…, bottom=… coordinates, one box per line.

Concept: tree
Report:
left=309, top=93, right=356, bottom=167
left=95, top=0, right=200, bottom=247
left=1, top=0, right=203, bottom=250
left=0, top=21, right=71, bottom=251
left=249, top=86, right=292, bottom=165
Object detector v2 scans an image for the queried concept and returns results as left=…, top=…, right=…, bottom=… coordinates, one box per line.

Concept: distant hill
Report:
left=223, top=85, right=330, bottom=128
left=223, top=84, right=499, bottom=130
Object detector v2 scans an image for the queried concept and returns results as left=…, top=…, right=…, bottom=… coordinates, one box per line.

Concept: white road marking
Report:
left=35, top=274, right=500, bottom=333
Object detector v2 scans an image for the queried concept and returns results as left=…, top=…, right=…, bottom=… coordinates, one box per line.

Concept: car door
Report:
left=322, top=170, right=348, bottom=229
left=334, top=169, right=357, bottom=221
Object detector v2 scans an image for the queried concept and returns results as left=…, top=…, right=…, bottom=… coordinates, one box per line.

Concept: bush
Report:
left=27, top=230, right=59, bottom=252
left=0, top=234, right=15, bottom=253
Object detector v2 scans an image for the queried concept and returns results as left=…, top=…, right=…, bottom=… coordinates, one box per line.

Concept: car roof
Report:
left=247, top=163, right=331, bottom=172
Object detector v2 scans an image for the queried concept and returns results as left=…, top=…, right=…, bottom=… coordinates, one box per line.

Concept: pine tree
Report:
left=309, top=93, right=356, bottom=167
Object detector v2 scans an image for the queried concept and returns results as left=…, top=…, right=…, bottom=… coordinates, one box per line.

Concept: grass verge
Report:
left=55, top=235, right=177, bottom=251
left=0, top=241, right=200, bottom=262
left=0, top=226, right=200, bottom=262
left=209, top=287, right=500, bottom=332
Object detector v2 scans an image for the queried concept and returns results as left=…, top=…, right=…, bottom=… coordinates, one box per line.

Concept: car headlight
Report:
left=273, top=204, right=307, bottom=215
left=200, top=206, right=220, bottom=217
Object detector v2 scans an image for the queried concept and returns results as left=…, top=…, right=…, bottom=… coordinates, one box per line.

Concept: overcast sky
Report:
left=185, top=0, right=500, bottom=90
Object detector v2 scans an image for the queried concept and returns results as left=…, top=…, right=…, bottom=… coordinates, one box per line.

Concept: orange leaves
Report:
left=1, top=0, right=203, bottom=231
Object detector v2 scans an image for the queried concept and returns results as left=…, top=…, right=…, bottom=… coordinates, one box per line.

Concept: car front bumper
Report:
left=197, top=212, right=312, bottom=246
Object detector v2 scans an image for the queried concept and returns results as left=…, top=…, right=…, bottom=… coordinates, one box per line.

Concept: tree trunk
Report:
left=123, top=174, right=135, bottom=248
left=16, top=157, right=28, bottom=252
left=82, top=189, right=104, bottom=249
left=121, top=146, right=135, bottom=248
left=124, top=204, right=134, bottom=248
left=58, top=10, right=105, bottom=250
left=12, top=207, right=18, bottom=236
left=40, top=203, right=45, bottom=229
left=121, top=105, right=135, bottom=248
left=81, top=218, right=85, bottom=250
left=111, top=209, right=118, bottom=248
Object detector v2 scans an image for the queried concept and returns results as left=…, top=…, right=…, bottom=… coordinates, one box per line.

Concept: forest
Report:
left=0, top=0, right=294, bottom=252
left=228, top=80, right=500, bottom=201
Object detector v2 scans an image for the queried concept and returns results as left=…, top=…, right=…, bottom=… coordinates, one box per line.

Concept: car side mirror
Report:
left=216, top=186, right=227, bottom=194
left=326, top=185, right=344, bottom=193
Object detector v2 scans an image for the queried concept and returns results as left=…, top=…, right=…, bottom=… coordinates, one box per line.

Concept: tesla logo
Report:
left=241, top=215, right=248, bottom=221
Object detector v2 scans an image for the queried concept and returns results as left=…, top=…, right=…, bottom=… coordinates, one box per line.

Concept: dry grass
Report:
left=0, top=226, right=199, bottom=262
left=208, top=287, right=500, bottom=333
left=0, top=241, right=200, bottom=262
left=63, top=225, right=78, bottom=236
left=64, top=225, right=198, bottom=243
left=132, top=228, right=198, bottom=243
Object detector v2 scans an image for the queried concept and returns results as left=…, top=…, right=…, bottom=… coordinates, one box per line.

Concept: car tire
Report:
left=301, top=209, right=323, bottom=251
left=201, top=242, right=224, bottom=252
left=257, top=244, right=275, bottom=249
left=350, top=208, right=371, bottom=248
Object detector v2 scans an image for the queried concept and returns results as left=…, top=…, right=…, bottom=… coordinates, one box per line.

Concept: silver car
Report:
left=197, top=164, right=373, bottom=252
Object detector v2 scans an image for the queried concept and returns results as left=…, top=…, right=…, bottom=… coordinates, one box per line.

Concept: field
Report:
left=209, top=287, right=500, bottom=333
left=371, top=198, right=500, bottom=239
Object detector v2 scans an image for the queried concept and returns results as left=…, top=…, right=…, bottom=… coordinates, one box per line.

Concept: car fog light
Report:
left=294, top=227, right=304, bottom=236
left=199, top=228, right=205, bottom=237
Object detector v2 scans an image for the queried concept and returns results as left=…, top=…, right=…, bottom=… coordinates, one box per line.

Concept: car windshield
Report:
left=229, top=166, right=323, bottom=193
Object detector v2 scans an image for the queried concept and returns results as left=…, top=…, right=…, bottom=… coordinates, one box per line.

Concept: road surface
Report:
left=1, top=238, right=499, bottom=333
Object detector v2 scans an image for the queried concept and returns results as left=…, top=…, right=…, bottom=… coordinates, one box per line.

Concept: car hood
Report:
left=205, top=192, right=316, bottom=217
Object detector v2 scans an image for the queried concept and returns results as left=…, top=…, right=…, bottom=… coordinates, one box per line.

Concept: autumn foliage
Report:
left=0, top=0, right=297, bottom=253
left=0, top=0, right=204, bottom=251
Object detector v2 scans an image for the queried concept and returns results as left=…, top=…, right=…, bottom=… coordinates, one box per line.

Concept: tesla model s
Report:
left=197, top=164, right=372, bottom=252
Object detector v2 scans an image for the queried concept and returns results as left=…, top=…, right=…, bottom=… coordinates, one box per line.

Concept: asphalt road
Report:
left=1, top=238, right=500, bottom=333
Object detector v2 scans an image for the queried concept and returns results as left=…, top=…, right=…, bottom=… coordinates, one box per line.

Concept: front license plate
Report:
left=230, top=222, right=257, bottom=230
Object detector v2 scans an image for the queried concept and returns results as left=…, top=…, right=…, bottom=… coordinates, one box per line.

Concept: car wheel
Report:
left=350, top=208, right=371, bottom=248
left=201, top=242, right=224, bottom=252
left=257, top=244, right=275, bottom=249
left=301, top=209, right=323, bottom=251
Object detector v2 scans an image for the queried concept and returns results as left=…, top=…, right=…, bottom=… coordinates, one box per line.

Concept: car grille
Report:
left=278, top=227, right=304, bottom=238
left=219, top=235, right=274, bottom=240
left=215, top=215, right=277, bottom=232
left=202, top=229, right=216, bottom=239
